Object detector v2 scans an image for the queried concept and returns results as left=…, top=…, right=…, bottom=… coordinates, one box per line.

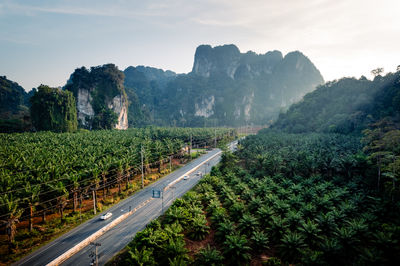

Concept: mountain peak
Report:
left=192, top=44, right=288, bottom=79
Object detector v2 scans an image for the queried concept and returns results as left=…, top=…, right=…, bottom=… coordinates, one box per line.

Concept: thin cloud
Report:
left=3, top=2, right=162, bottom=18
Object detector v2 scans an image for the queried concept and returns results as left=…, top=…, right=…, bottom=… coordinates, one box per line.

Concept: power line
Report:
left=0, top=135, right=229, bottom=218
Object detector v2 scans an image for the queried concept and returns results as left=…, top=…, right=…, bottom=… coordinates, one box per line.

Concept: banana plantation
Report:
left=0, top=127, right=234, bottom=260
left=119, top=131, right=400, bottom=265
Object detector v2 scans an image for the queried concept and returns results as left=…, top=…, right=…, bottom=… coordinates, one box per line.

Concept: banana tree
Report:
left=24, top=182, right=41, bottom=231
left=50, top=181, right=69, bottom=222
left=67, top=174, right=80, bottom=213
left=0, top=194, right=23, bottom=246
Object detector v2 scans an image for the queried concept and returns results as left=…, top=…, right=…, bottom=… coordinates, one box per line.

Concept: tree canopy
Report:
left=30, top=85, right=77, bottom=132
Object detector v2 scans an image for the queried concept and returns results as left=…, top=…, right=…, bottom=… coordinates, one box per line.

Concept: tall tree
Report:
left=30, top=85, right=77, bottom=132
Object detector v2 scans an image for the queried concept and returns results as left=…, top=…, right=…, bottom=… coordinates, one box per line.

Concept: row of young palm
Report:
left=0, top=127, right=235, bottom=245
left=120, top=131, right=400, bottom=265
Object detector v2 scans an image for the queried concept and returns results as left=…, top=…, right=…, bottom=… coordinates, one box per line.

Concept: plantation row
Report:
left=0, top=127, right=234, bottom=239
left=119, top=131, right=400, bottom=265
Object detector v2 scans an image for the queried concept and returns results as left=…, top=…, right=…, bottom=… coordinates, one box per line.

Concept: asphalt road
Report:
left=16, top=146, right=229, bottom=266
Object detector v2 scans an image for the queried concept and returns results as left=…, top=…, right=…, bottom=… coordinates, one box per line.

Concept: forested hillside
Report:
left=123, top=66, right=176, bottom=127
left=273, top=70, right=400, bottom=134
left=0, top=76, right=33, bottom=132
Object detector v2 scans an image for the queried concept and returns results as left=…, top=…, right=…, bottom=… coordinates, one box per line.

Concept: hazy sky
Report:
left=1, top=0, right=399, bottom=91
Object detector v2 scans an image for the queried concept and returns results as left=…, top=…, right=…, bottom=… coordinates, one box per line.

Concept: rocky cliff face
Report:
left=65, top=64, right=128, bottom=130
left=188, top=44, right=324, bottom=125
left=108, top=94, right=128, bottom=129
left=194, top=95, right=215, bottom=118
left=75, top=87, right=128, bottom=129
left=76, top=88, right=94, bottom=127
left=192, top=44, right=241, bottom=78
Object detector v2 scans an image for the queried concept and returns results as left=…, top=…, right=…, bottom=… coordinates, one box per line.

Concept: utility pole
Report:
left=169, top=155, right=172, bottom=172
left=92, top=188, right=96, bottom=215
left=79, top=192, right=83, bottom=221
left=141, top=145, right=144, bottom=189
left=189, top=134, right=192, bottom=155
left=161, top=186, right=164, bottom=213
left=171, top=186, right=176, bottom=202
left=214, top=128, right=217, bottom=148
left=90, top=242, right=101, bottom=266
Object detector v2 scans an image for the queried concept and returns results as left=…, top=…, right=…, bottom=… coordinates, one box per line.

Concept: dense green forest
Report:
left=273, top=70, right=400, bottom=134
left=117, top=131, right=400, bottom=265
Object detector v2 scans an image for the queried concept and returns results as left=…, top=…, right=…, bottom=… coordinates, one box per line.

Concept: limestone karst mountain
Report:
left=124, top=44, right=324, bottom=127
left=65, top=64, right=129, bottom=130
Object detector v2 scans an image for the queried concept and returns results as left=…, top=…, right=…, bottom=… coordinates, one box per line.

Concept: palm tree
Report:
left=164, top=206, right=190, bottom=226
left=210, top=207, right=227, bottom=226
left=188, top=214, right=210, bottom=241
left=238, top=214, right=259, bottom=236
left=168, top=255, right=190, bottom=266
left=257, top=205, right=275, bottom=227
left=285, top=210, right=303, bottom=230
left=164, top=238, right=188, bottom=259
left=269, top=215, right=289, bottom=242
left=315, top=213, right=337, bottom=234
left=126, top=247, right=156, bottom=266
left=277, top=232, right=307, bottom=264
left=229, top=201, right=246, bottom=222
left=195, top=245, right=224, bottom=266
left=215, top=220, right=236, bottom=243
left=320, top=237, right=342, bottom=264
left=0, top=194, right=23, bottom=247
left=299, top=219, right=322, bottom=247
left=223, top=234, right=251, bottom=264
left=334, top=226, right=359, bottom=260
left=251, top=230, right=269, bottom=250
left=248, top=196, right=263, bottom=213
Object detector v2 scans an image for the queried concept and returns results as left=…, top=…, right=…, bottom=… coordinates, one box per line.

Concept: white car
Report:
left=183, top=175, right=189, bottom=180
left=100, top=212, right=112, bottom=220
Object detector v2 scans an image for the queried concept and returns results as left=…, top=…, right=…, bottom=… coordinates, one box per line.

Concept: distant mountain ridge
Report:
left=124, top=44, right=324, bottom=127
left=1, top=44, right=325, bottom=130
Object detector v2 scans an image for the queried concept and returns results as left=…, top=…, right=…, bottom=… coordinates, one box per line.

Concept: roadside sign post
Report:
left=152, top=190, right=161, bottom=198
left=89, top=242, right=101, bottom=266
